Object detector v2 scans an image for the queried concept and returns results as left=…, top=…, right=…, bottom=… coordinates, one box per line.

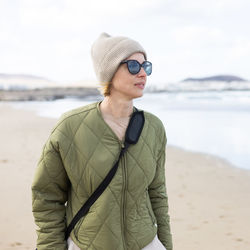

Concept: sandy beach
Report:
left=0, top=104, right=250, bottom=250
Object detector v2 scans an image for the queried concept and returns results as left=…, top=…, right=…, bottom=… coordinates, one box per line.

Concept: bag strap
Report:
left=65, top=109, right=144, bottom=240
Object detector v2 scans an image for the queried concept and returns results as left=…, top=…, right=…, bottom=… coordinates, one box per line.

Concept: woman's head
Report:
left=110, top=52, right=149, bottom=99
left=91, top=33, right=151, bottom=98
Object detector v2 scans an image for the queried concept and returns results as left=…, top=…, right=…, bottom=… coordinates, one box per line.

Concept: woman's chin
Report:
left=131, top=91, right=144, bottom=99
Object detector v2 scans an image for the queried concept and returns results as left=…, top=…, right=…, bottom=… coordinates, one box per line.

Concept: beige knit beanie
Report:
left=91, top=32, right=147, bottom=84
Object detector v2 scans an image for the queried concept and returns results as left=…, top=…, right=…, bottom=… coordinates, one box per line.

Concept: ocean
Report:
left=10, top=90, right=250, bottom=170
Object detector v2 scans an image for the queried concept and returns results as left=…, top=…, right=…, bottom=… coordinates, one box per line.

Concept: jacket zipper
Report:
left=121, top=143, right=127, bottom=249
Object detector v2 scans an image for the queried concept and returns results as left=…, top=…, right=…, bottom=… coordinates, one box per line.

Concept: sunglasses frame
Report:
left=120, top=60, right=152, bottom=76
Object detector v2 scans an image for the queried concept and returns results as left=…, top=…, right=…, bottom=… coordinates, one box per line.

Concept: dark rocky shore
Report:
left=0, top=87, right=100, bottom=101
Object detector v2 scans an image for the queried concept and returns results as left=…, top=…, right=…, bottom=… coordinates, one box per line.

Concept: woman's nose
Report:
left=138, top=67, right=147, bottom=77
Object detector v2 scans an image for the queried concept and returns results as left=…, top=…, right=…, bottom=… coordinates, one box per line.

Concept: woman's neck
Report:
left=100, top=96, right=133, bottom=118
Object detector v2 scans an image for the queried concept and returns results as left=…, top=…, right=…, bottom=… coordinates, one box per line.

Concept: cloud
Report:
left=18, top=0, right=163, bottom=31
left=0, top=0, right=250, bottom=82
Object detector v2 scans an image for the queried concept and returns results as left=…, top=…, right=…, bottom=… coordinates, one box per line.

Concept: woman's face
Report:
left=110, top=52, right=147, bottom=100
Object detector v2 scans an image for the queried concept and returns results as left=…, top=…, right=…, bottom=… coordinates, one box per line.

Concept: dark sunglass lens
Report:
left=142, top=61, right=152, bottom=76
left=127, top=60, right=140, bottom=74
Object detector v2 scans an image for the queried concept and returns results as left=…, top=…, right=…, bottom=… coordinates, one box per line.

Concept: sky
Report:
left=1, top=0, right=250, bottom=85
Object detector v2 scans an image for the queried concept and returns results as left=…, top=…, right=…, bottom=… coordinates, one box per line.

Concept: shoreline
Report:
left=0, top=104, right=250, bottom=250
left=4, top=92, right=250, bottom=171
left=6, top=100, right=249, bottom=172
left=168, top=144, right=246, bottom=171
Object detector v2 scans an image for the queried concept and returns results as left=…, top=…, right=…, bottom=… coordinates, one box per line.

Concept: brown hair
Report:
left=99, top=82, right=112, bottom=97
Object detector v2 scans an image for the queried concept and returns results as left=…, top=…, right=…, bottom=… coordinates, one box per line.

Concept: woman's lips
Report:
left=134, top=82, right=145, bottom=89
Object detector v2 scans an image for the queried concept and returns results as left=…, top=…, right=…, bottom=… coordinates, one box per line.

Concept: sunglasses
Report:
left=120, top=60, right=152, bottom=76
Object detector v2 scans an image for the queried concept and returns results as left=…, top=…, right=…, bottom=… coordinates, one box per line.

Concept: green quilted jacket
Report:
left=32, top=102, right=172, bottom=250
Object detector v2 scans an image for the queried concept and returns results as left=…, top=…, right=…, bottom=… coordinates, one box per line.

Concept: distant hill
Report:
left=0, top=73, right=55, bottom=90
left=0, top=73, right=50, bottom=81
left=0, top=73, right=100, bottom=101
left=183, top=75, right=247, bottom=82
left=0, top=73, right=98, bottom=90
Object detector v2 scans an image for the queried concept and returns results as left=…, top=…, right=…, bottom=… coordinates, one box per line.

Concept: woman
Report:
left=32, top=32, right=172, bottom=250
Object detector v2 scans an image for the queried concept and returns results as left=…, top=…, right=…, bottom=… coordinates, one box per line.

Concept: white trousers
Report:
left=141, top=235, right=166, bottom=250
left=67, top=234, right=165, bottom=250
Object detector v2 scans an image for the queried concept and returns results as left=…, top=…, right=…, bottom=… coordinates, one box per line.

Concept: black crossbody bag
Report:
left=65, top=109, right=145, bottom=240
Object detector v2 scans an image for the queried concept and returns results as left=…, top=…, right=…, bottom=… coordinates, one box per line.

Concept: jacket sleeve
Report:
left=148, top=132, right=173, bottom=250
left=32, top=131, right=70, bottom=250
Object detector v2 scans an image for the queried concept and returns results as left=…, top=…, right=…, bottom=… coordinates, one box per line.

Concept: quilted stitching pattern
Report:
left=32, top=102, right=172, bottom=250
